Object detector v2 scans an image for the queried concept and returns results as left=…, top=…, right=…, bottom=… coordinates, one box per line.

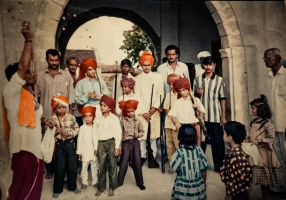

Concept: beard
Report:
left=48, top=64, right=59, bottom=69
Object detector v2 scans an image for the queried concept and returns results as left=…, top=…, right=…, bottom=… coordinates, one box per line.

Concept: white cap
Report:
left=197, top=51, right=211, bottom=60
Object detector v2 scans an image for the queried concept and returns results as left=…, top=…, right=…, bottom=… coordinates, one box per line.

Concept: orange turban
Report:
left=167, top=74, right=181, bottom=85
left=79, top=57, right=97, bottom=80
left=82, top=106, right=96, bottom=118
left=124, top=100, right=138, bottom=111
left=139, top=51, right=154, bottom=66
left=51, top=94, right=69, bottom=115
left=100, top=95, right=116, bottom=115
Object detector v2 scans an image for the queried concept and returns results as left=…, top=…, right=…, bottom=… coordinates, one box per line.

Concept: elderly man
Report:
left=264, top=48, right=286, bottom=193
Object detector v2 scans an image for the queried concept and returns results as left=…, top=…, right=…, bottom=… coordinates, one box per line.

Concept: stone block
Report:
left=36, top=15, right=58, bottom=35
left=205, top=1, right=229, bottom=13
left=217, top=20, right=239, bottom=37
left=211, top=11, right=222, bottom=25
left=216, top=4, right=236, bottom=24
left=39, top=0, right=63, bottom=21
left=52, top=0, right=69, bottom=7
left=221, top=32, right=243, bottom=48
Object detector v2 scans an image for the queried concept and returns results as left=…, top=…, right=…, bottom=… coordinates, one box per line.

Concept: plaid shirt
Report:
left=49, top=113, right=79, bottom=141
left=220, top=145, right=252, bottom=197
left=120, top=117, right=144, bottom=141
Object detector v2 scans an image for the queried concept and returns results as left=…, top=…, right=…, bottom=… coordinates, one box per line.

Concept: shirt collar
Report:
left=45, top=68, right=63, bottom=75
left=268, top=66, right=284, bottom=77
left=166, top=60, right=179, bottom=69
left=202, top=72, right=215, bottom=79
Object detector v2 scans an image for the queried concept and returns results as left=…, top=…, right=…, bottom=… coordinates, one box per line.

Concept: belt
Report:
left=98, top=137, right=114, bottom=142
left=182, top=122, right=199, bottom=126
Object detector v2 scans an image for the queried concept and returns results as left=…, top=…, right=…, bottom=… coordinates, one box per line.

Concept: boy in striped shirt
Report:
left=193, top=56, right=227, bottom=172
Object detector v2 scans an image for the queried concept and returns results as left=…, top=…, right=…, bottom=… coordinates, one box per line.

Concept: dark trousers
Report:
left=8, top=151, right=44, bottom=200
left=53, top=139, right=77, bottom=193
left=118, top=139, right=143, bottom=186
left=201, top=122, right=224, bottom=171
left=232, top=191, right=249, bottom=200
left=97, top=138, right=118, bottom=192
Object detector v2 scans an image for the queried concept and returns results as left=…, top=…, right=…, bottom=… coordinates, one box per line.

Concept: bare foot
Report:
left=95, top=191, right=102, bottom=197
left=108, top=189, right=114, bottom=197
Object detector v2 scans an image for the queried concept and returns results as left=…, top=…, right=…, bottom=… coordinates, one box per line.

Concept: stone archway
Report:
left=205, top=1, right=249, bottom=127
left=56, top=7, right=161, bottom=66
left=33, top=0, right=249, bottom=126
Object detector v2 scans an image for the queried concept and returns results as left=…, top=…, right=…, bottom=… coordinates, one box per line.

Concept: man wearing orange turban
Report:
left=75, top=57, right=109, bottom=114
left=134, top=50, right=164, bottom=167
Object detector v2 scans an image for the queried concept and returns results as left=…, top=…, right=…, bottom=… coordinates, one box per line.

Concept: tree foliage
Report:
left=120, top=25, right=154, bottom=64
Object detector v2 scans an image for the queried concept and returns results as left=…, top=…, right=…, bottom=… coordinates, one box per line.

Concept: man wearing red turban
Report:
left=134, top=50, right=164, bottom=167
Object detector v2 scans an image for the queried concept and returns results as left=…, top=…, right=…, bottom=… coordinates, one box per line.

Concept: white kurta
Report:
left=77, top=124, right=96, bottom=162
left=134, top=72, right=164, bottom=140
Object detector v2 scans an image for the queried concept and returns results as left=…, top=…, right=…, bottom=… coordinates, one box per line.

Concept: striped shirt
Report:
left=193, top=73, right=226, bottom=123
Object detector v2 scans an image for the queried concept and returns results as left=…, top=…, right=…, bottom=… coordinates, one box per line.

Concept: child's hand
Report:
left=78, top=154, right=82, bottom=159
left=114, top=148, right=120, bottom=156
left=175, top=123, right=181, bottom=130
left=56, top=127, right=63, bottom=134
left=94, top=150, right=98, bottom=156
left=61, top=131, right=69, bottom=139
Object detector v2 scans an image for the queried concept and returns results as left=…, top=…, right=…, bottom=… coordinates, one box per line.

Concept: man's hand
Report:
left=94, top=150, right=98, bottom=156
left=78, top=154, right=82, bottom=159
left=142, top=113, right=151, bottom=122
left=220, top=116, right=227, bottom=126
left=94, top=93, right=101, bottom=100
left=149, top=107, right=157, bottom=115
left=196, top=87, right=203, bottom=98
left=21, top=21, right=32, bottom=41
left=44, top=118, right=56, bottom=128
left=88, top=92, right=97, bottom=99
left=114, top=148, right=120, bottom=156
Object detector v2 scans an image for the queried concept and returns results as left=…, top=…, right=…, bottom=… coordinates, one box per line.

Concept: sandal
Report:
left=45, top=173, right=53, bottom=179
left=167, top=168, right=174, bottom=174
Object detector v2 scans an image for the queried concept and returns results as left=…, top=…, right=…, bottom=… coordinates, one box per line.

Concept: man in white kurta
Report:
left=134, top=66, right=164, bottom=160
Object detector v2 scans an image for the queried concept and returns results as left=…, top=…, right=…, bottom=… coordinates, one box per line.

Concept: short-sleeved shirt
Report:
left=168, top=96, right=205, bottom=124
left=193, top=73, right=226, bottom=123
left=37, top=68, right=75, bottom=118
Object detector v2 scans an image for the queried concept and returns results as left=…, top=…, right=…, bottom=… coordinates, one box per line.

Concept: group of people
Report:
left=3, top=21, right=286, bottom=200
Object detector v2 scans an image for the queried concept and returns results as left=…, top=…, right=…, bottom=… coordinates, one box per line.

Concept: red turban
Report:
left=167, top=74, right=181, bottom=85
left=51, top=94, right=69, bottom=115
left=100, top=95, right=116, bottom=115
left=82, top=106, right=96, bottom=118
left=173, top=78, right=190, bottom=99
left=139, top=51, right=154, bottom=66
left=79, top=57, right=97, bottom=80
left=120, top=77, right=135, bottom=90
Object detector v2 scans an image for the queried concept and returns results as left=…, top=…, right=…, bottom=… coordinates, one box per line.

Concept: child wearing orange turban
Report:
left=77, top=105, right=98, bottom=192
left=78, top=57, right=97, bottom=81
left=48, top=94, right=80, bottom=197
left=118, top=100, right=145, bottom=190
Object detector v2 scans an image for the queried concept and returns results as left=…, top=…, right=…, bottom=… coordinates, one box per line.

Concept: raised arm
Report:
left=17, top=21, right=33, bottom=80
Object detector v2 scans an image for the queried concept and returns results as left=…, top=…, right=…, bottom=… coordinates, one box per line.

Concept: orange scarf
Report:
left=2, top=88, right=36, bottom=141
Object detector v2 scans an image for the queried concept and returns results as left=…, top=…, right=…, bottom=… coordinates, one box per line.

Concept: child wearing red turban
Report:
left=163, top=74, right=181, bottom=174
left=77, top=106, right=98, bottom=192
left=168, top=78, right=205, bottom=147
left=118, top=100, right=145, bottom=190
left=48, top=94, right=80, bottom=198
left=94, top=95, right=121, bottom=197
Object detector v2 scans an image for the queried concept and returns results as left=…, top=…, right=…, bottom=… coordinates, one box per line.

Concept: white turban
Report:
left=197, top=51, right=211, bottom=60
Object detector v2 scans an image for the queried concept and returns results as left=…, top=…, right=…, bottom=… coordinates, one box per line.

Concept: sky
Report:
left=66, top=16, right=134, bottom=65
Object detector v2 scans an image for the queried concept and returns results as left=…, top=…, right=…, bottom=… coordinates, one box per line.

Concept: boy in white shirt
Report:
left=94, top=95, right=121, bottom=197
left=77, top=106, right=98, bottom=192
left=168, top=77, right=205, bottom=146
left=163, top=74, right=181, bottom=174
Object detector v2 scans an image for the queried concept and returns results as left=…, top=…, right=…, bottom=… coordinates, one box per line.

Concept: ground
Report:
left=40, top=144, right=286, bottom=200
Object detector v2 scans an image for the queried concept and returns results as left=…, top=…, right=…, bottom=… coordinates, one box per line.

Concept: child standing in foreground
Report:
left=163, top=73, right=181, bottom=174
left=118, top=100, right=146, bottom=190
left=77, top=106, right=98, bottom=192
left=49, top=95, right=80, bottom=198
left=171, top=124, right=208, bottom=200
left=94, top=95, right=121, bottom=197
left=168, top=77, right=205, bottom=146
left=220, top=121, right=253, bottom=200
left=249, top=95, right=280, bottom=200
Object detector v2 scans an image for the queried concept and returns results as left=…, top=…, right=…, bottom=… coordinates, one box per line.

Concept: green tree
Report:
left=119, top=25, right=154, bottom=64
